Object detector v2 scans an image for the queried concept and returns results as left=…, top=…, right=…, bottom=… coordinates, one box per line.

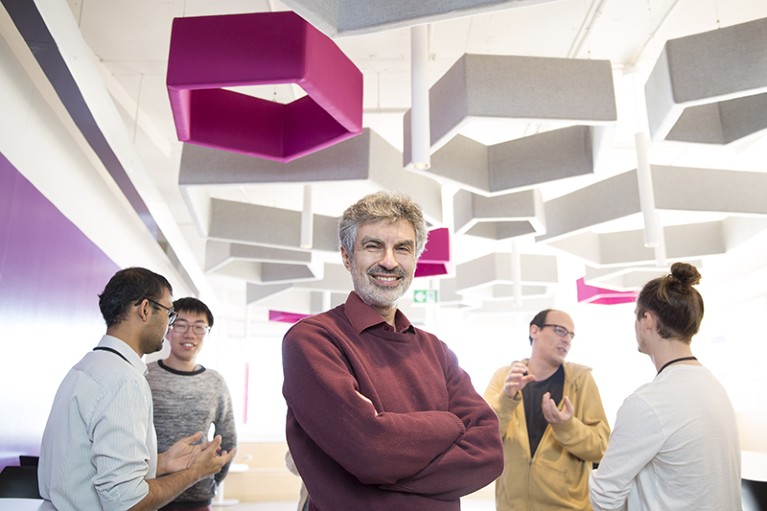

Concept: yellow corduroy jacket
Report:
left=484, top=360, right=610, bottom=511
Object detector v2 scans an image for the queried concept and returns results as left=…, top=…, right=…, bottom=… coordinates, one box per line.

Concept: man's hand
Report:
left=157, top=431, right=205, bottom=476
left=356, top=390, right=378, bottom=415
left=187, top=434, right=236, bottom=479
left=502, top=362, right=536, bottom=399
left=135, top=435, right=237, bottom=511
left=541, top=392, right=574, bottom=424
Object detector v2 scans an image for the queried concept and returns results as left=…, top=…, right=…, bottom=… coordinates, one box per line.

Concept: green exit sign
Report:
left=413, top=289, right=438, bottom=304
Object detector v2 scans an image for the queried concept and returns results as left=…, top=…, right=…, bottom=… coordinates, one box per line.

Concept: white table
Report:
left=212, top=462, right=249, bottom=507
left=0, top=499, right=49, bottom=510
left=742, top=450, right=767, bottom=482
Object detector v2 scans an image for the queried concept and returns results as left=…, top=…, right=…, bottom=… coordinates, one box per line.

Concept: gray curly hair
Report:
left=338, top=191, right=428, bottom=258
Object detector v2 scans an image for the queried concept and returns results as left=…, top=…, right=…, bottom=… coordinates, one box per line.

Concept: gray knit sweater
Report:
left=146, top=360, right=237, bottom=506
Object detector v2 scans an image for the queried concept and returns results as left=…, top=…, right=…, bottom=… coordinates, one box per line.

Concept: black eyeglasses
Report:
left=540, top=324, right=575, bottom=340
left=145, top=298, right=178, bottom=324
left=170, top=321, right=210, bottom=336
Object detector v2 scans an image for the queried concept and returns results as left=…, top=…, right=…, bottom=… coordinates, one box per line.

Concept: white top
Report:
left=38, top=335, right=157, bottom=511
left=590, top=364, right=741, bottom=511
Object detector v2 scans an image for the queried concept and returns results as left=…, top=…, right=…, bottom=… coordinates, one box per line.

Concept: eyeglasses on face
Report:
left=145, top=298, right=178, bottom=324
left=540, top=323, right=575, bottom=340
left=170, top=321, right=210, bottom=336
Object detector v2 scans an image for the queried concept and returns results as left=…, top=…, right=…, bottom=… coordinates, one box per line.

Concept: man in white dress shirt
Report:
left=38, top=267, right=236, bottom=511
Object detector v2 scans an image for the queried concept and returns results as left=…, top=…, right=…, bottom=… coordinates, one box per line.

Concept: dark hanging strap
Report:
left=657, top=356, right=697, bottom=375
left=93, top=346, right=130, bottom=364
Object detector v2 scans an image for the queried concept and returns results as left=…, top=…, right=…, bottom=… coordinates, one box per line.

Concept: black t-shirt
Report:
left=522, top=364, right=564, bottom=457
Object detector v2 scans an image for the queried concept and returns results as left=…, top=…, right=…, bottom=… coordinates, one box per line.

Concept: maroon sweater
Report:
left=282, top=292, right=503, bottom=510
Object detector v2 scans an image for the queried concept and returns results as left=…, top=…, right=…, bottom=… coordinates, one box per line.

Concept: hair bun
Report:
left=670, top=262, right=701, bottom=286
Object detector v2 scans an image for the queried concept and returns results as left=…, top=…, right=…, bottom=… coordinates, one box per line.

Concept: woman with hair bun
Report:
left=590, top=262, right=741, bottom=510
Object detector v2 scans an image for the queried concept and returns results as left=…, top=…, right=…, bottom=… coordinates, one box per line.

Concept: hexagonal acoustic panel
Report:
left=427, top=126, right=606, bottom=196
left=247, top=264, right=351, bottom=306
left=582, top=264, right=698, bottom=292
left=538, top=166, right=767, bottom=247
left=455, top=252, right=559, bottom=302
left=403, top=54, right=617, bottom=167
left=206, top=199, right=340, bottom=253
left=415, top=227, right=451, bottom=278
left=279, top=0, right=560, bottom=36
left=167, top=11, right=363, bottom=162
left=547, top=222, right=728, bottom=267
left=205, top=240, right=312, bottom=272
left=270, top=310, right=312, bottom=323
left=204, top=240, right=320, bottom=286
left=576, top=278, right=637, bottom=305
left=645, top=17, right=767, bottom=144
left=665, top=93, right=767, bottom=144
left=178, top=129, right=446, bottom=232
left=453, top=188, right=544, bottom=241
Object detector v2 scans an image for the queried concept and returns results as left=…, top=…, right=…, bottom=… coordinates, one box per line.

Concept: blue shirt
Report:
left=39, top=335, right=157, bottom=511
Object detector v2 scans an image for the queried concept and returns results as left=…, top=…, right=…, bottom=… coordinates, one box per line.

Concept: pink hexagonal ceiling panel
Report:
left=576, top=278, right=637, bottom=305
left=167, top=11, right=363, bottom=162
left=415, top=227, right=450, bottom=278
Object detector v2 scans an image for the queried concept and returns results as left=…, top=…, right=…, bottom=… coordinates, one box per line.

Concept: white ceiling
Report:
left=48, top=0, right=767, bottom=323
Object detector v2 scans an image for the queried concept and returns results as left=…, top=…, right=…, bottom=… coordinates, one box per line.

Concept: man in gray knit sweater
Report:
left=147, top=297, right=238, bottom=511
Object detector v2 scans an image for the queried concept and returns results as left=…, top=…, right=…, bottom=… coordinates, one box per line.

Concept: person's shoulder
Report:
left=145, top=360, right=172, bottom=380
left=491, top=365, right=511, bottom=380
left=411, top=323, right=440, bottom=341
left=80, top=359, right=150, bottom=403
left=410, top=327, right=461, bottom=359
left=78, top=350, right=143, bottom=385
left=201, top=369, right=234, bottom=398
left=618, top=383, right=656, bottom=414
left=290, top=308, right=333, bottom=328
left=284, top=306, right=347, bottom=340
left=202, top=367, right=226, bottom=381
left=564, top=361, right=594, bottom=379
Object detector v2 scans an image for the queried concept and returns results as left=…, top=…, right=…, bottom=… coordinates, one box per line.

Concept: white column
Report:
left=410, top=24, right=431, bottom=170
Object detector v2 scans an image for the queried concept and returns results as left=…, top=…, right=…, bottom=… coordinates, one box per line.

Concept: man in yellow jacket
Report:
left=484, top=309, right=610, bottom=510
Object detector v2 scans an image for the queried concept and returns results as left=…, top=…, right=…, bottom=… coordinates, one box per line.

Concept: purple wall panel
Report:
left=0, top=153, right=119, bottom=467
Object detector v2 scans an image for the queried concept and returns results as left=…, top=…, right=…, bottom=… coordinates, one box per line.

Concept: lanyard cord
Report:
left=657, top=356, right=697, bottom=374
left=93, top=346, right=130, bottom=364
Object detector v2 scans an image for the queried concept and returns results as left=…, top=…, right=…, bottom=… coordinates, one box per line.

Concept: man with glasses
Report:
left=483, top=309, right=610, bottom=510
left=39, top=267, right=235, bottom=511
left=147, top=297, right=237, bottom=511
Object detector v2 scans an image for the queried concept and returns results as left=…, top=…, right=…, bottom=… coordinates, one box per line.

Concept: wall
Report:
left=0, top=6, right=194, bottom=468
left=0, top=154, right=118, bottom=467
